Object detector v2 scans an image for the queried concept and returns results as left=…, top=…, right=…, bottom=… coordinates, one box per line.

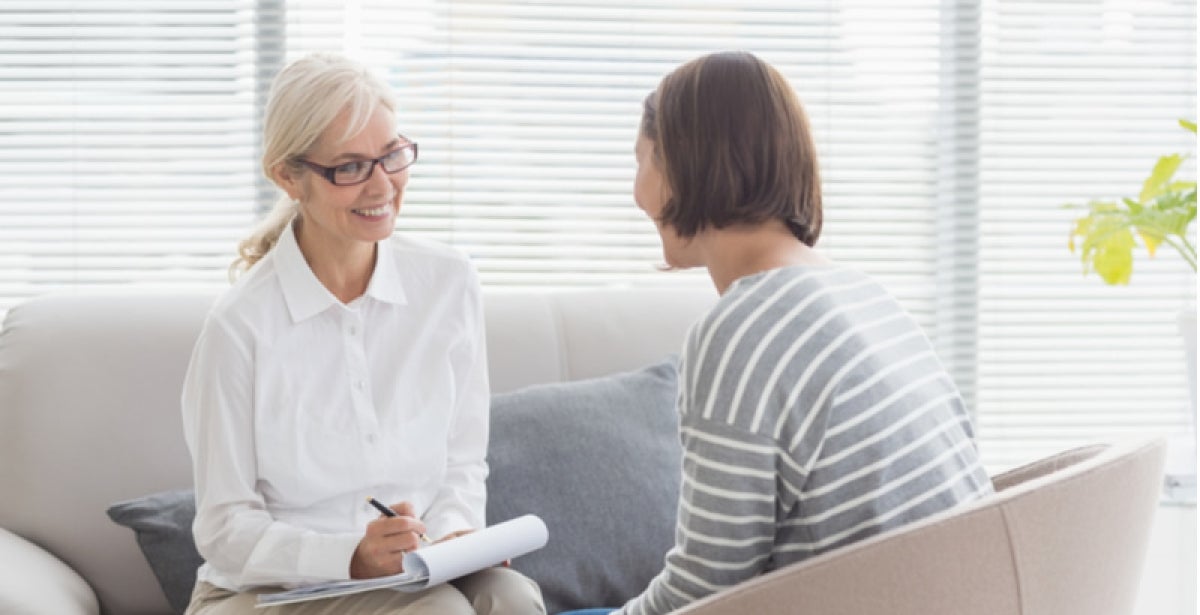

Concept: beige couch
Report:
left=679, top=438, right=1166, bottom=615
left=0, top=288, right=715, bottom=614
left=0, top=289, right=1166, bottom=615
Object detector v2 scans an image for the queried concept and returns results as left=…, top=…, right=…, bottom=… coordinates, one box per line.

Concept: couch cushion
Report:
left=104, top=359, right=683, bottom=615
left=106, top=489, right=202, bottom=615
left=486, top=358, right=682, bottom=614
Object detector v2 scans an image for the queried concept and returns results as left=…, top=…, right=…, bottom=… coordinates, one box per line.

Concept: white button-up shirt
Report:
left=181, top=222, right=489, bottom=591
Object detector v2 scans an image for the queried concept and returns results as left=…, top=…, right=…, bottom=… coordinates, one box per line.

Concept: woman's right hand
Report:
left=349, top=501, right=427, bottom=579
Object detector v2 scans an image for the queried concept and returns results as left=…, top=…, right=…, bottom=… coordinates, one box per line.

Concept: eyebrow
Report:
left=328, top=136, right=402, bottom=163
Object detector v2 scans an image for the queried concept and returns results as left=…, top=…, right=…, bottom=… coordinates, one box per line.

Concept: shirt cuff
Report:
left=296, top=531, right=362, bottom=581
left=425, top=511, right=477, bottom=540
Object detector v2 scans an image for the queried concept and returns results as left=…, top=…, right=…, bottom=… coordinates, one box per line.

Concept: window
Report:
left=0, top=1, right=259, bottom=303
left=1, top=0, right=1194, bottom=471
left=976, top=0, right=1196, bottom=468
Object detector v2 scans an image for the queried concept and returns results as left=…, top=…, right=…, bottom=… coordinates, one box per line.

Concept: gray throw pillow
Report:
left=486, top=359, right=682, bottom=615
left=106, top=489, right=202, bottom=615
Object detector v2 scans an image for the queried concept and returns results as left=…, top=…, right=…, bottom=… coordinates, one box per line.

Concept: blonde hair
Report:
left=231, top=53, right=397, bottom=277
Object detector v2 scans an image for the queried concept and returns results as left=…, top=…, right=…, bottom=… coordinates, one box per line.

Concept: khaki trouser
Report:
left=184, top=567, right=545, bottom=615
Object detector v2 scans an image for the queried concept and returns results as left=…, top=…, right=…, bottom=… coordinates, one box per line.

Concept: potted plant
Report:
left=1067, top=118, right=1196, bottom=501
left=1067, top=119, right=1196, bottom=285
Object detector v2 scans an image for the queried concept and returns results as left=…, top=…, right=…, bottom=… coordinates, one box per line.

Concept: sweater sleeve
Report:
left=616, top=414, right=780, bottom=615
left=615, top=305, right=785, bottom=615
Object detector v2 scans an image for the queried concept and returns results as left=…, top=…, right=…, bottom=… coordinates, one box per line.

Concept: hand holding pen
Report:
left=364, top=498, right=509, bottom=568
left=368, top=497, right=433, bottom=544
left=349, top=499, right=430, bottom=579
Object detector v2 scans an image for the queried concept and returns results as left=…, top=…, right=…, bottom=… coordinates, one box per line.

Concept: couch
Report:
left=0, top=289, right=1167, bottom=615
left=678, top=437, right=1166, bottom=615
left=0, top=287, right=717, bottom=615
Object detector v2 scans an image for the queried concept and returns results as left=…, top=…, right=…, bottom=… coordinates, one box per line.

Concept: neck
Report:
left=698, top=221, right=830, bottom=295
left=293, top=218, right=377, bottom=304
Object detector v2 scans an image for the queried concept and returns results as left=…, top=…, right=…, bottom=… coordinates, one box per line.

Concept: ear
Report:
left=271, top=161, right=305, bottom=202
left=659, top=175, right=673, bottom=204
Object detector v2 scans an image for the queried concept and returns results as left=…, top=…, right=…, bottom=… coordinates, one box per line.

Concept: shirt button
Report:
left=349, top=325, right=358, bottom=336
left=366, top=434, right=377, bottom=444
left=356, top=379, right=366, bottom=391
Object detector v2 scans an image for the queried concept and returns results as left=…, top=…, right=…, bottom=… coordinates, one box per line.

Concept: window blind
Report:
left=279, top=0, right=976, bottom=450
left=975, top=0, right=1196, bottom=470
left=0, top=1, right=259, bottom=310
left=282, top=0, right=949, bottom=330
left=0, top=1, right=1193, bottom=473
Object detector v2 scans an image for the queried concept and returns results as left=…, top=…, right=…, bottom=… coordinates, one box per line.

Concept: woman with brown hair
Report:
left=602, top=50, right=993, bottom=615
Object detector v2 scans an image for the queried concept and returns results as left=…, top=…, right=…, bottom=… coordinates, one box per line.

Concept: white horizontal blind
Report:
left=3, top=2, right=1192, bottom=476
left=280, top=0, right=948, bottom=336
left=0, top=2, right=262, bottom=314
left=975, top=0, right=1197, bottom=470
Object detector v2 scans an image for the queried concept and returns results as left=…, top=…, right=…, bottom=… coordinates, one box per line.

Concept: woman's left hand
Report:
left=433, top=529, right=474, bottom=544
left=434, top=529, right=510, bottom=566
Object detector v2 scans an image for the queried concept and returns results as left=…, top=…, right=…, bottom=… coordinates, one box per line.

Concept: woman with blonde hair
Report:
left=181, top=53, right=545, bottom=614
left=564, top=50, right=992, bottom=615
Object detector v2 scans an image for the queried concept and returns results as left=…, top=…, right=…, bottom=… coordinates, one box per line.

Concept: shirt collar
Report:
left=274, top=221, right=407, bottom=323
left=362, top=236, right=408, bottom=306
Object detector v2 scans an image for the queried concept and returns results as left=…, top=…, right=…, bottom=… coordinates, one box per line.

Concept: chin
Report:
left=657, top=228, right=700, bottom=269
left=345, top=226, right=391, bottom=247
left=661, top=249, right=698, bottom=271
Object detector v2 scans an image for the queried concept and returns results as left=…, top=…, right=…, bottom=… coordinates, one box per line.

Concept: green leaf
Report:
left=1166, top=180, right=1196, bottom=194
left=1090, top=199, right=1122, bottom=214
left=1140, top=154, right=1184, bottom=203
left=1090, top=226, right=1136, bottom=285
left=1158, top=207, right=1195, bottom=237
left=1065, top=119, right=1198, bottom=281
left=1137, top=230, right=1163, bottom=257
left=1129, top=190, right=1195, bottom=257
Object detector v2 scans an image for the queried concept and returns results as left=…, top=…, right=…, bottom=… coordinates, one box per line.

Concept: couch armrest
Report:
left=0, top=527, right=99, bottom=615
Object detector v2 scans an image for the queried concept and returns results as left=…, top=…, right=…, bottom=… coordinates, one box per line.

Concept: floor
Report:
left=1133, top=503, right=1196, bottom=615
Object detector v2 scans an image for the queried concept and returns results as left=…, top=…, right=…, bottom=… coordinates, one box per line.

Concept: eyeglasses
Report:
left=297, top=138, right=418, bottom=186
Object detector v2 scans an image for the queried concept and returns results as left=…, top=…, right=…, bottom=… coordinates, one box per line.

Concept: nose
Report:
left=365, top=159, right=398, bottom=195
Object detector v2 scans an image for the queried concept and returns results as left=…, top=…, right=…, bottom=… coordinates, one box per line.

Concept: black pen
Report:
left=367, top=497, right=433, bottom=544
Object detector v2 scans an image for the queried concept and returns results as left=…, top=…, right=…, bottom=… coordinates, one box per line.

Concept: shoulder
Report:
left=692, top=266, right=875, bottom=348
left=387, top=234, right=473, bottom=267
left=383, top=236, right=483, bottom=325
left=728, top=265, right=880, bottom=310
left=678, top=265, right=904, bottom=426
left=385, top=234, right=478, bottom=285
left=203, top=253, right=286, bottom=341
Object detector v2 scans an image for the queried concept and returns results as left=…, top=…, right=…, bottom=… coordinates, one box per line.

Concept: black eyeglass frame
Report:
left=296, top=137, right=418, bottom=186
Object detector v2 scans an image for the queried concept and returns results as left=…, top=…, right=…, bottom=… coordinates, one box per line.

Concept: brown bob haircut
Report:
left=640, top=51, right=822, bottom=246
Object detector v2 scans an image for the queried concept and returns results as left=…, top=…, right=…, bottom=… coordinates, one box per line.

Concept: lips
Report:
left=352, top=205, right=391, bottom=217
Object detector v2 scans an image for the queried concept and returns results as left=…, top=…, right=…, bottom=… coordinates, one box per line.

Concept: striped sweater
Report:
left=617, top=265, right=993, bottom=615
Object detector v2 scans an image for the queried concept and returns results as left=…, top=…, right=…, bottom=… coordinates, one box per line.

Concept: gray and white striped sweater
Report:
left=617, top=265, right=993, bottom=615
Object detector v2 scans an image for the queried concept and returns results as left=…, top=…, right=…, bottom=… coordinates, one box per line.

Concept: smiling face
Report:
left=273, top=105, right=407, bottom=264
left=634, top=133, right=700, bottom=269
